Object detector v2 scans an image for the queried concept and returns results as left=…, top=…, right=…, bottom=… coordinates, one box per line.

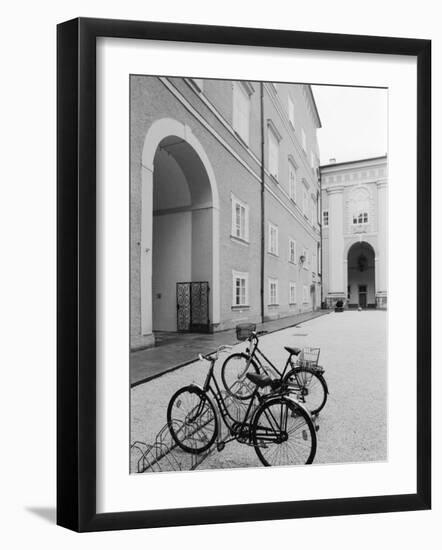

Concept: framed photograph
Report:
left=57, top=17, right=431, bottom=532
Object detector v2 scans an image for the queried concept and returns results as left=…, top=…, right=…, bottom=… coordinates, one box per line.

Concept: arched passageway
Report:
left=136, top=119, right=221, bottom=345
left=347, top=241, right=376, bottom=308
left=151, top=135, right=214, bottom=332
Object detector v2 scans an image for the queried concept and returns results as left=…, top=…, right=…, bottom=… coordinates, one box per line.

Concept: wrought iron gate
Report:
left=176, top=282, right=210, bottom=332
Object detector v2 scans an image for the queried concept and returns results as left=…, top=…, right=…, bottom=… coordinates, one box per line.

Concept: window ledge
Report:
left=231, top=305, right=250, bottom=311
left=230, top=235, right=250, bottom=246
left=268, top=251, right=279, bottom=258
left=268, top=304, right=279, bottom=308
left=269, top=174, right=279, bottom=185
left=288, top=260, right=297, bottom=266
left=289, top=303, right=297, bottom=306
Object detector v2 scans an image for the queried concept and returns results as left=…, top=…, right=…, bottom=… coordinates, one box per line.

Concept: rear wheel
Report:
left=283, top=367, right=327, bottom=415
left=252, top=397, right=316, bottom=466
left=167, top=386, right=218, bottom=454
left=221, top=353, right=260, bottom=400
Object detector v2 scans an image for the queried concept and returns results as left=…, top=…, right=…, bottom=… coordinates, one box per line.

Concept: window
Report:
left=269, top=278, right=278, bottom=305
left=268, top=127, right=280, bottom=179
left=268, top=223, right=279, bottom=255
left=323, top=210, right=329, bottom=226
left=288, top=161, right=297, bottom=201
left=288, top=96, right=295, bottom=127
left=231, top=195, right=249, bottom=241
left=302, top=247, right=309, bottom=270
left=233, top=82, right=251, bottom=144
left=288, top=238, right=296, bottom=264
left=302, top=186, right=308, bottom=216
left=232, top=271, right=248, bottom=306
left=289, top=282, right=297, bottom=304
left=353, top=212, right=369, bottom=225
left=351, top=190, right=370, bottom=225
left=301, top=128, right=307, bottom=153
left=303, top=285, right=309, bottom=304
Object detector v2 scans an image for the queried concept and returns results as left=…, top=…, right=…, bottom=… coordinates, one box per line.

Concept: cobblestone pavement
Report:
left=130, top=310, right=387, bottom=472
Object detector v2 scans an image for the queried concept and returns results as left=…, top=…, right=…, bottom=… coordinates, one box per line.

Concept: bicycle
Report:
left=221, top=324, right=329, bottom=416
left=167, top=346, right=317, bottom=467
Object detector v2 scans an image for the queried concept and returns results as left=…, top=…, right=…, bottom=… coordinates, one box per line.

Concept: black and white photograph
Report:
left=129, top=76, right=388, bottom=473
left=0, top=0, right=437, bottom=542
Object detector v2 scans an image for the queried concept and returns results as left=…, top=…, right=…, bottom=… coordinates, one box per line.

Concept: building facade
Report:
left=320, top=156, right=388, bottom=310
left=130, top=76, right=322, bottom=350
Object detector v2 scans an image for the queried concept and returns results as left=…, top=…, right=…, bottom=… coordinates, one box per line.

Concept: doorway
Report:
left=347, top=241, right=376, bottom=308
left=358, top=285, right=367, bottom=308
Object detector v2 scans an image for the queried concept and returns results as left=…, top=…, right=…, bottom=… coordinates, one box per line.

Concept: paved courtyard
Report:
left=130, top=310, right=329, bottom=386
left=130, top=310, right=387, bottom=472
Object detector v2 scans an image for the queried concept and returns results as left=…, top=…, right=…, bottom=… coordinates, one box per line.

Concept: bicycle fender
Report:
left=318, top=374, right=329, bottom=394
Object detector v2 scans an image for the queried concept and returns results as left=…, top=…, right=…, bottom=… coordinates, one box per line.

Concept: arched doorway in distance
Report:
left=347, top=241, right=376, bottom=309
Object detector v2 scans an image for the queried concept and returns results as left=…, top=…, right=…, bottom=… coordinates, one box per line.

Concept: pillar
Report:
left=326, top=186, right=346, bottom=307
left=140, top=164, right=155, bottom=346
left=376, top=179, right=388, bottom=308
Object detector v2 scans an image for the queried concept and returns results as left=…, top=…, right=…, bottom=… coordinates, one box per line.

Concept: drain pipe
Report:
left=319, top=170, right=324, bottom=307
left=260, top=82, right=265, bottom=324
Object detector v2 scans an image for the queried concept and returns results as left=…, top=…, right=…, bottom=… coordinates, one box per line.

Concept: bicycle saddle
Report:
left=246, top=372, right=281, bottom=391
left=284, top=346, right=302, bottom=356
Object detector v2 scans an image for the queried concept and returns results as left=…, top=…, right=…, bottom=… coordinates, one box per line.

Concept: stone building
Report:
left=130, top=76, right=322, bottom=350
left=320, top=156, right=388, bottom=310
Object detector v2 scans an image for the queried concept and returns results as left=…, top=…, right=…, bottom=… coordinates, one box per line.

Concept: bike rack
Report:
left=130, top=390, right=254, bottom=473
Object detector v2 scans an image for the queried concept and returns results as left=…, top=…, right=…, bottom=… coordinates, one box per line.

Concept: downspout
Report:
left=260, top=82, right=265, bottom=323
left=319, top=170, right=324, bottom=307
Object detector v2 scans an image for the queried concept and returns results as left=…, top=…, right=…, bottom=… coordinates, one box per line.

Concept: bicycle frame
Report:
left=243, top=334, right=293, bottom=380
left=199, top=356, right=272, bottom=440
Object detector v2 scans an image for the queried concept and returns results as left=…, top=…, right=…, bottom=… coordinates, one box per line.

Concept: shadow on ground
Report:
left=26, top=506, right=56, bottom=524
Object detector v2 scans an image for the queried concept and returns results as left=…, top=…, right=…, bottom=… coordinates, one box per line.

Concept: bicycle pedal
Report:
left=217, top=442, right=225, bottom=452
left=315, top=424, right=320, bottom=432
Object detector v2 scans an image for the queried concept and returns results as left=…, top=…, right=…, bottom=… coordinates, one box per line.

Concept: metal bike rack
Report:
left=130, top=390, right=254, bottom=473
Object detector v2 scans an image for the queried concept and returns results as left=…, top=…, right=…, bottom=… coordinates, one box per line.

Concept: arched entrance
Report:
left=140, top=118, right=220, bottom=341
left=347, top=242, right=376, bottom=308
left=152, top=136, right=213, bottom=332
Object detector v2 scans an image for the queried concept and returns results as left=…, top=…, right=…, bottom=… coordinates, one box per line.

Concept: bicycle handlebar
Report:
left=198, top=345, right=233, bottom=363
left=251, top=330, right=268, bottom=338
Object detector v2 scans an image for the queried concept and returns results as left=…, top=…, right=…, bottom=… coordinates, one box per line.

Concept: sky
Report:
left=311, top=85, right=388, bottom=166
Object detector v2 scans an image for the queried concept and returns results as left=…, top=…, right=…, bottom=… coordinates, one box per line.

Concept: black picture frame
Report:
left=57, top=17, right=431, bottom=532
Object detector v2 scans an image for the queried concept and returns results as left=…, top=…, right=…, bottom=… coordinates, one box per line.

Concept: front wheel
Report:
left=167, top=386, right=218, bottom=454
left=252, top=397, right=317, bottom=466
left=282, top=367, right=328, bottom=416
left=221, top=353, right=260, bottom=400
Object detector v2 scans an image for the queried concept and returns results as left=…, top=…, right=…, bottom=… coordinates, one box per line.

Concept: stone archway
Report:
left=139, top=118, right=220, bottom=342
left=347, top=241, right=376, bottom=308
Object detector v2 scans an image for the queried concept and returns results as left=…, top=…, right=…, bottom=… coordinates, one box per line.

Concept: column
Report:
left=140, top=164, right=154, bottom=345
left=376, top=179, right=388, bottom=308
left=327, top=186, right=346, bottom=306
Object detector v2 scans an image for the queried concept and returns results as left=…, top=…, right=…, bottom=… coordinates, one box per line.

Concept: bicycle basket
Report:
left=299, top=347, right=320, bottom=368
left=235, top=323, right=256, bottom=341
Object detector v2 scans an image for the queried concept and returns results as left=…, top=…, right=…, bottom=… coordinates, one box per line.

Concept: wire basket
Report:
left=236, top=323, right=256, bottom=341
left=299, top=347, right=320, bottom=369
